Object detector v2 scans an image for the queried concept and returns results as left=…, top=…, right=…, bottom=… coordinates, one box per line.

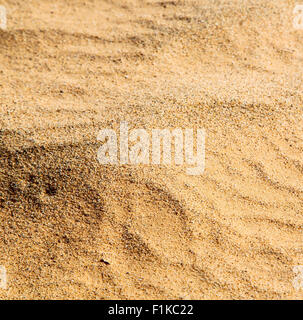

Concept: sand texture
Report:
left=0, top=0, right=303, bottom=299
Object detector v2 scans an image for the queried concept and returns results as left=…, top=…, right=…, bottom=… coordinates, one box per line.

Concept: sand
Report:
left=0, top=0, right=303, bottom=299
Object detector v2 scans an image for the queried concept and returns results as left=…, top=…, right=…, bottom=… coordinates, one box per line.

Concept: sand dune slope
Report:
left=0, top=0, right=303, bottom=299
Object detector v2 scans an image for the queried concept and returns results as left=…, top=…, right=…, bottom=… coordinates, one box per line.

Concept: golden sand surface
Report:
left=0, top=0, right=303, bottom=299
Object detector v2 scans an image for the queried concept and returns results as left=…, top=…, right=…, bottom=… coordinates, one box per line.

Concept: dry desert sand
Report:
left=0, top=0, right=303, bottom=299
